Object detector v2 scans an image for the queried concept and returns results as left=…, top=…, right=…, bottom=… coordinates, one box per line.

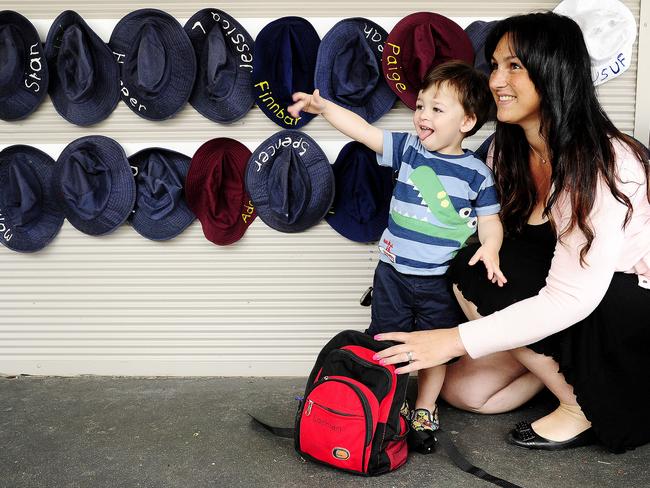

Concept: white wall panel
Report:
left=0, top=1, right=643, bottom=376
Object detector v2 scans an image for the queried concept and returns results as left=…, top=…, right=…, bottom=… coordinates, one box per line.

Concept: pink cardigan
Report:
left=459, top=139, right=650, bottom=358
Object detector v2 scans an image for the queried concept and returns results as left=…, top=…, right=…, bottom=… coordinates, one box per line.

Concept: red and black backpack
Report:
left=293, top=330, right=410, bottom=476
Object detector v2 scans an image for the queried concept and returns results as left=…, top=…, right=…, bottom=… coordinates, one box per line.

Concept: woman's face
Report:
left=489, top=34, right=541, bottom=130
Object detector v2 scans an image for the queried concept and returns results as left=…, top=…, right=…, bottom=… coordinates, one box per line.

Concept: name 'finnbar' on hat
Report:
left=254, top=81, right=302, bottom=126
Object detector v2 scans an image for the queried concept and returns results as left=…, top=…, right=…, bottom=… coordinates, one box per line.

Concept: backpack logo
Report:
left=332, top=447, right=350, bottom=461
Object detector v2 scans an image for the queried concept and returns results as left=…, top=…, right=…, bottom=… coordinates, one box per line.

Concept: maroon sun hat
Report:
left=382, top=12, right=474, bottom=110
left=185, top=138, right=256, bottom=245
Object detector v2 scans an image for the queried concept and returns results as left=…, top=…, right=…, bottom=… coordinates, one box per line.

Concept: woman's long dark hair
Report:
left=485, top=12, right=649, bottom=264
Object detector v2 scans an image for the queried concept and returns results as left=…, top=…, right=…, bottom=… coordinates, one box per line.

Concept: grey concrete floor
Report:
left=0, top=376, right=647, bottom=488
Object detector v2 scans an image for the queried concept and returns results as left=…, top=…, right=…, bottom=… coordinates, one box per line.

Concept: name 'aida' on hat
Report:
left=325, top=142, right=393, bottom=243
left=184, top=9, right=255, bottom=124
left=554, top=0, right=636, bottom=86
left=315, top=18, right=396, bottom=123
left=109, top=9, right=197, bottom=120
left=54, top=135, right=135, bottom=236
left=45, top=11, right=120, bottom=126
left=253, top=17, right=320, bottom=129
left=186, top=138, right=256, bottom=246
left=0, top=145, right=64, bottom=252
left=246, top=130, right=334, bottom=233
left=382, top=12, right=474, bottom=110
left=128, top=148, right=195, bottom=241
left=0, top=11, right=49, bottom=121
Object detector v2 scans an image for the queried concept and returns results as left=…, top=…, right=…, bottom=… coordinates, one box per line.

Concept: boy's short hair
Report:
left=421, top=61, right=494, bottom=137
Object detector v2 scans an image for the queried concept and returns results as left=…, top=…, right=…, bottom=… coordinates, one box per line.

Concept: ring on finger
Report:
left=406, top=351, right=413, bottom=363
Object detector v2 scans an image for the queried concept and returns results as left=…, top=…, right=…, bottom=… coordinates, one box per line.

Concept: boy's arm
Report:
left=288, top=89, right=384, bottom=154
left=475, top=213, right=503, bottom=251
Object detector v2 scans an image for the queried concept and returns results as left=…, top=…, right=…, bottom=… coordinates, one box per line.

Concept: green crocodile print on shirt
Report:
left=390, top=165, right=476, bottom=245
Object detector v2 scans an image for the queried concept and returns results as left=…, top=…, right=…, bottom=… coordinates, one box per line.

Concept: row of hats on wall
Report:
left=0, top=131, right=397, bottom=253
left=0, top=1, right=637, bottom=127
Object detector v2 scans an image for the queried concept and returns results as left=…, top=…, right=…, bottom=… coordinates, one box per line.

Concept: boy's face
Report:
left=412, top=82, right=476, bottom=155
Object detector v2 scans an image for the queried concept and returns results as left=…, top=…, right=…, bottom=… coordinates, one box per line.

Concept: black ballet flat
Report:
left=508, top=421, right=596, bottom=451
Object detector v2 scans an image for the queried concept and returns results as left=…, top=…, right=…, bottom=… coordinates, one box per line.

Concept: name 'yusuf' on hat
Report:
left=45, top=11, right=120, bottom=126
left=186, top=138, right=256, bottom=246
left=315, top=18, right=396, bottom=123
left=54, top=135, right=135, bottom=236
left=253, top=17, right=320, bottom=129
left=0, top=145, right=64, bottom=252
left=109, top=9, right=197, bottom=120
left=326, top=141, right=393, bottom=243
left=0, top=11, right=49, bottom=121
left=554, top=0, right=636, bottom=86
left=128, top=148, right=195, bottom=241
left=184, top=9, right=255, bottom=124
left=245, top=130, right=334, bottom=233
left=382, top=12, right=474, bottom=110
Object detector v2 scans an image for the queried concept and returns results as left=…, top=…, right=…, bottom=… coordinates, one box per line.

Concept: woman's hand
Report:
left=372, top=328, right=467, bottom=374
left=287, top=89, right=327, bottom=118
left=469, top=244, right=507, bottom=287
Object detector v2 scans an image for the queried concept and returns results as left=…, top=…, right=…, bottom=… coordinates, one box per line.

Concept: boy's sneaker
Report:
left=408, top=407, right=439, bottom=454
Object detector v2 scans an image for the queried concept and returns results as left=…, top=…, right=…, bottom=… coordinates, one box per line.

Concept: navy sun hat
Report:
left=54, top=135, right=135, bottom=236
left=0, top=145, right=64, bottom=252
left=315, top=18, right=396, bottom=123
left=464, top=20, right=498, bottom=76
left=325, top=141, right=393, bottom=243
left=184, top=9, right=255, bottom=123
left=0, top=11, right=49, bottom=121
left=246, top=130, right=334, bottom=233
left=45, top=11, right=120, bottom=126
left=109, top=9, right=197, bottom=121
left=128, top=148, right=195, bottom=241
left=252, top=17, right=320, bottom=129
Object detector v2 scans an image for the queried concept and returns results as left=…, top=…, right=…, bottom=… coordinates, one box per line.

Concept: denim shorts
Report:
left=366, top=260, right=463, bottom=336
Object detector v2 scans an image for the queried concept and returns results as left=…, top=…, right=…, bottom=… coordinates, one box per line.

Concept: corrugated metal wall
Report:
left=0, top=1, right=642, bottom=376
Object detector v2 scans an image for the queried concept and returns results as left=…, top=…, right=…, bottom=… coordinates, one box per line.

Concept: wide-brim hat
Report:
left=315, top=18, right=396, bottom=123
left=128, top=148, right=195, bottom=241
left=252, top=17, right=320, bottom=129
left=186, top=138, right=256, bottom=245
left=382, top=12, right=474, bottom=110
left=184, top=9, right=255, bottom=123
left=554, top=0, right=636, bottom=86
left=54, top=135, right=135, bottom=236
left=325, top=142, right=392, bottom=243
left=45, top=10, right=120, bottom=126
left=464, top=20, right=498, bottom=76
left=0, top=11, right=49, bottom=121
left=109, top=8, right=197, bottom=120
left=0, top=145, right=64, bottom=252
left=246, top=130, right=334, bottom=233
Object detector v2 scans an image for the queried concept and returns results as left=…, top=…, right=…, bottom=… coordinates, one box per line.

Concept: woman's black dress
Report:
left=448, top=222, right=650, bottom=453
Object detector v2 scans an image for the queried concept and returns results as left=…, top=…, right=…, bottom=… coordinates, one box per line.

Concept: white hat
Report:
left=554, top=0, right=636, bottom=86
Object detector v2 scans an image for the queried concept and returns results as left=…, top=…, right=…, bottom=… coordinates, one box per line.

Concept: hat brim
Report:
left=128, top=148, right=195, bottom=241
left=109, top=8, right=196, bottom=121
left=252, top=17, right=319, bottom=129
left=55, top=136, right=136, bottom=236
left=325, top=141, right=391, bottom=243
left=186, top=138, right=255, bottom=245
left=0, top=11, right=49, bottom=121
left=315, top=18, right=396, bottom=123
left=184, top=9, right=255, bottom=124
left=45, top=11, right=120, bottom=126
left=246, top=130, right=334, bottom=233
left=0, top=145, right=64, bottom=252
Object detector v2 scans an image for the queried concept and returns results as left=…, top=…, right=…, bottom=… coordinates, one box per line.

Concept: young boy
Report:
left=288, top=61, right=506, bottom=453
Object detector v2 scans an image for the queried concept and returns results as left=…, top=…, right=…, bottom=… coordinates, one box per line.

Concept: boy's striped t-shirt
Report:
left=376, top=131, right=500, bottom=276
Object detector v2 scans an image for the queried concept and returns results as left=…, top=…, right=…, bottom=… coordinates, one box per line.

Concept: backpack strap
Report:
left=435, top=429, right=523, bottom=488
left=249, top=413, right=294, bottom=438
left=250, top=413, right=523, bottom=488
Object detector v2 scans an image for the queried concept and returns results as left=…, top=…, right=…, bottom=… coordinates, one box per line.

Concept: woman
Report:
left=374, top=12, right=650, bottom=453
